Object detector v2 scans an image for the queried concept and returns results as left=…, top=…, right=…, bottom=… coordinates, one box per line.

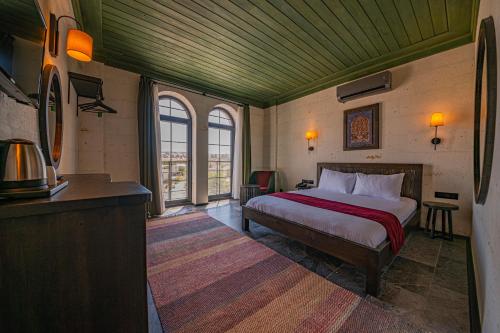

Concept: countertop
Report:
left=0, top=174, right=151, bottom=219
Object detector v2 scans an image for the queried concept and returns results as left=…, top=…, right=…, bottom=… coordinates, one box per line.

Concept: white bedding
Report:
left=246, top=188, right=417, bottom=248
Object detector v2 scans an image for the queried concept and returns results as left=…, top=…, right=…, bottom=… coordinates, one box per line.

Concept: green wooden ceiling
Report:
left=72, top=0, right=480, bottom=107
left=0, top=0, right=46, bottom=43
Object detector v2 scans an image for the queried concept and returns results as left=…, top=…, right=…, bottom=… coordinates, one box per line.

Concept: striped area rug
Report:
left=147, top=212, right=422, bottom=333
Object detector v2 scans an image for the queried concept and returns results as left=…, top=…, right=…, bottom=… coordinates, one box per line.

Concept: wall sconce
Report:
left=305, top=130, right=318, bottom=151
left=49, top=14, right=93, bottom=62
left=430, top=112, right=444, bottom=150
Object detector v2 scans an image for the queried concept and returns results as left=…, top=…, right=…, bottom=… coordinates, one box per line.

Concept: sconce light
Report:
left=305, top=130, right=318, bottom=151
left=49, top=14, right=93, bottom=62
left=430, top=112, right=444, bottom=150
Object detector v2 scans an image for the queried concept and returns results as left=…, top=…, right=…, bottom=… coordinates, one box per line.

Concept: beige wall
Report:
left=76, top=63, right=140, bottom=182
left=76, top=76, right=266, bottom=205
left=0, top=0, right=79, bottom=174
left=265, top=44, right=475, bottom=236
left=156, top=85, right=265, bottom=204
left=471, top=0, right=500, bottom=331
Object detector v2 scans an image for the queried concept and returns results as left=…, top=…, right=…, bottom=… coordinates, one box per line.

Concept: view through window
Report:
left=159, top=96, right=191, bottom=204
left=208, top=108, right=234, bottom=198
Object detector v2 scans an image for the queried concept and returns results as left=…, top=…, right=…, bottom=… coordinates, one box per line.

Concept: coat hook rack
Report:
left=68, top=72, right=117, bottom=117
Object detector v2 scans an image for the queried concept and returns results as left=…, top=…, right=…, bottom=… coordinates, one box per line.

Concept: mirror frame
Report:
left=39, top=64, right=63, bottom=169
left=474, top=16, right=498, bottom=205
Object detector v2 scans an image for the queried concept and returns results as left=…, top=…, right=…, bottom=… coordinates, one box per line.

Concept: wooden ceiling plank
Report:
left=446, top=0, right=473, bottom=34
left=208, top=0, right=335, bottom=77
left=104, top=57, right=268, bottom=107
left=168, top=0, right=328, bottom=80
left=357, top=0, right=400, bottom=52
left=340, top=0, right=390, bottom=54
left=246, top=0, right=345, bottom=71
left=375, top=0, right=411, bottom=48
left=286, top=0, right=366, bottom=62
left=305, top=0, right=370, bottom=61
left=103, top=48, right=274, bottom=98
left=267, top=0, right=354, bottom=67
left=102, top=3, right=306, bottom=87
left=102, top=29, right=290, bottom=92
left=411, top=0, right=436, bottom=39
left=322, top=0, right=380, bottom=58
left=268, top=31, right=472, bottom=106
left=231, top=0, right=341, bottom=74
left=428, top=0, right=449, bottom=34
left=115, top=0, right=316, bottom=82
left=103, top=51, right=275, bottom=100
left=102, top=32, right=283, bottom=94
left=73, top=0, right=103, bottom=50
left=394, top=0, right=424, bottom=44
left=103, top=19, right=298, bottom=87
left=102, top=20, right=296, bottom=91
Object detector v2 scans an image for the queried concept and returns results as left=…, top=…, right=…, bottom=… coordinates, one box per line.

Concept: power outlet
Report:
left=435, top=192, right=459, bottom=200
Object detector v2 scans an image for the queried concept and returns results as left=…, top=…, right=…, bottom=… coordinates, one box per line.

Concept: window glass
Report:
left=208, top=108, right=234, bottom=198
left=159, top=96, right=191, bottom=203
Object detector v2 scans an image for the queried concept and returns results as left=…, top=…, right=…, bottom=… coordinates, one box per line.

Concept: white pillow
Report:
left=318, top=169, right=357, bottom=194
left=352, top=173, right=405, bottom=201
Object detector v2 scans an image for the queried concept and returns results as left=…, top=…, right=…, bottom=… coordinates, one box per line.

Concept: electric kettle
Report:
left=0, top=139, right=48, bottom=192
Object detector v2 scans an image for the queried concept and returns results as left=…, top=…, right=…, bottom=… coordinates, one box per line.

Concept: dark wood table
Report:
left=423, top=201, right=459, bottom=240
left=0, top=174, right=151, bottom=332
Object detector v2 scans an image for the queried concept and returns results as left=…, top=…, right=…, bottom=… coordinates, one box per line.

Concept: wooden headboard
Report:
left=317, top=163, right=423, bottom=208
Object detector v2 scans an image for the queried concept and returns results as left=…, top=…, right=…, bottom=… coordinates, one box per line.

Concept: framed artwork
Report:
left=343, top=103, right=380, bottom=151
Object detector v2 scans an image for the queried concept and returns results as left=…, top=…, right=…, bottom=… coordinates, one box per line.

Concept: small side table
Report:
left=423, top=201, right=459, bottom=240
left=240, top=184, right=261, bottom=206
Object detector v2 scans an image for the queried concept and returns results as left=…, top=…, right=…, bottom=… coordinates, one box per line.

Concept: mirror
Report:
left=39, top=64, right=63, bottom=169
left=474, top=17, right=497, bottom=205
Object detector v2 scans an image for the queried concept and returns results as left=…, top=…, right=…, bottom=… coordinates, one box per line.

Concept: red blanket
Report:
left=269, top=192, right=405, bottom=253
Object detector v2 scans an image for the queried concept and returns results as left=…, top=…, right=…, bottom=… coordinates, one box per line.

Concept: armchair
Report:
left=248, top=170, right=276, bottom=194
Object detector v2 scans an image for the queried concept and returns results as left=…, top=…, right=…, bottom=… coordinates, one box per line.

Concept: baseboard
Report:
left=466, top=238, right=481, bottom=333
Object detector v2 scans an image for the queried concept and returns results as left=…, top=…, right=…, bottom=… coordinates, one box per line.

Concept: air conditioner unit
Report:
left=337, top=71, right=392, bottom=103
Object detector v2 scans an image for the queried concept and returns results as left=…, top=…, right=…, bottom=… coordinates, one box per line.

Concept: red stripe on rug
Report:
left=158, top=254, right=296, bottom=332
left=149, top=237, right=275, bottom=305
left=174, top=265, right=311, bottom=333
left=147, top=216, right=221, bottom=243
left=148, top=226, right=241, bottom=266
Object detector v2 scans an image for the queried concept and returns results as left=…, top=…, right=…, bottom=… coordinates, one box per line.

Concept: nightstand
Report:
left=423, top=201, right=459, bottom=240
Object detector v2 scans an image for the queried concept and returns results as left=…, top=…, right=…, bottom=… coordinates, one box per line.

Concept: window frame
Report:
left=159, top=96, right=192, bottom=207
left=208, top=108, right=235, bottom=201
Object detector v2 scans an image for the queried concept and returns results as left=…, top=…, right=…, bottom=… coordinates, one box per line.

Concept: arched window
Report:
left=159, top=96, right=192, bottom=205
left=208, top=108, right=234, bottom=199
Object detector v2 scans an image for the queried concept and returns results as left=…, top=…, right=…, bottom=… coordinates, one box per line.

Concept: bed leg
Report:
left=366, top=266, right=380, bottom=296
left=242, top=216, right=250, bottom=231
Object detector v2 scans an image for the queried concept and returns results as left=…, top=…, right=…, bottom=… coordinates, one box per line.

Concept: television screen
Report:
left=0, top=1, right=46, bottom=107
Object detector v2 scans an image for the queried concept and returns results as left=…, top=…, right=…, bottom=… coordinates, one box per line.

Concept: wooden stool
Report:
left=240, top=184, right=261, bottom=206
left=423, top=201, right=459, bottom=240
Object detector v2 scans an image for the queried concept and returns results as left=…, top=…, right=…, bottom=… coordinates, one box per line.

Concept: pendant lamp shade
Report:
left=66, top=29, right=93, bottom=62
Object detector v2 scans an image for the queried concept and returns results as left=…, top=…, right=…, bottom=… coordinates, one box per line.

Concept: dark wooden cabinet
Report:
left=0, top=174, right=151, bottom=332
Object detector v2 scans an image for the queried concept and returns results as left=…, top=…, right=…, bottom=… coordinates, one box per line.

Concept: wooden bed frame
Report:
left=242, top=163, right=423, bottom=296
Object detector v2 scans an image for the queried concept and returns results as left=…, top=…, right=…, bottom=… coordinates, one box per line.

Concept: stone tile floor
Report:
left=149, top=200, right=469, bottom=333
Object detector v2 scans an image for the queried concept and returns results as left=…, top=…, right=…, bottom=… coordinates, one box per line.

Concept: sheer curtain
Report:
left=137, top=76, right=164, bottom=216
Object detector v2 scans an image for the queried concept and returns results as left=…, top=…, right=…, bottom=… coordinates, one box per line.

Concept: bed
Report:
left=241, top=163, right=423, bottom=296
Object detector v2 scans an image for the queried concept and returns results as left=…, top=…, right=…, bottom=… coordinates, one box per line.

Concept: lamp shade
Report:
left=305, top=130, right=318, bottom=140
left=430, top=112, right=444, bottom=127
left=66, top=29, right=93, bottom=62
